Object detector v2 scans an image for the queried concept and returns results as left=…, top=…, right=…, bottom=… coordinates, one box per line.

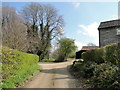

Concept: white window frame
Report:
left=117, top=28, right=120, bottom=35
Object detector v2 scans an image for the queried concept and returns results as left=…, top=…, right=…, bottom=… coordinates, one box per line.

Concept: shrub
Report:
left=71, top=61, right=83, bottom=72
left=79, top=61, right=97, bottom=78
left=2, top=47, right=40, bottom=88
left=82, top=49, right=105, bottom=64
left=40, top=59, right=55, bottom=62
left=82, top=50, right=95, bottom=62
left=82, top=42, right=120, bottom=66
left=72, top=61, right=97, bottom=78
left=74, top=43, right=120, bottom=89
left=94, top=47, right=105, bottom=64
left=92, top=62, right=120, bottom=89
left=104, top=43, right=120, bottom=66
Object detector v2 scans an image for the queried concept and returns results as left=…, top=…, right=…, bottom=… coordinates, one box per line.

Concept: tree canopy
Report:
left=2, top=3, right=64, bottom=61
left=22, top=3, right=64, bottom=60
left=55, top=38, right=77, bottom=62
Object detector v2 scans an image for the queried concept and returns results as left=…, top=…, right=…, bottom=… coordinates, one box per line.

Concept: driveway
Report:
left=21, top=60, right=81, bottom=88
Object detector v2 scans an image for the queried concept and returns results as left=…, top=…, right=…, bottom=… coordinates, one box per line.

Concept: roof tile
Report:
left=98, top=19, right=120, bottom=30
left=81, top=46, right=99, bottom=50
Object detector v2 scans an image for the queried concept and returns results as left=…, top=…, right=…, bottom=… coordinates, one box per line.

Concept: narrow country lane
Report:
left=21, top=60, right=81, bottom=88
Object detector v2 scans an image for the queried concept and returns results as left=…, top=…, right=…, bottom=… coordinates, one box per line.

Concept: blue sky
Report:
left=2, top=2, right=118, bottom=50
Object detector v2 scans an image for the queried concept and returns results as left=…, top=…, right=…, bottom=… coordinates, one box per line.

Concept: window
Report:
left=117, top=28, right=120, bottom=35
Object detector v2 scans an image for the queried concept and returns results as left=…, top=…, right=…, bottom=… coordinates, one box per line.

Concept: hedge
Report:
left=104, top=43, right=120, bottom=66
left=92, top=62, right=120, bottom=89
left=71, top=43, right=120, bottom=88
left=80, top=42, right=120, bottom=89
left=72, top=61, right=97, bottom=78
left=82, top=42, right=120, bottom=66
left=1, top=47, right=40, bottom=88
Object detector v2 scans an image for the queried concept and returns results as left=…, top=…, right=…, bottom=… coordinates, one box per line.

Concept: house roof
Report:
left=98, top=19, right=120, bottom=30
left=81, top=46, right=99, bottom=50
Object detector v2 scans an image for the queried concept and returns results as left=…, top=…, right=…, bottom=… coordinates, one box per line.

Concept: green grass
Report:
left=40, top=59, right=56, bottom=62
left=2, top=46, right=40, bottom=88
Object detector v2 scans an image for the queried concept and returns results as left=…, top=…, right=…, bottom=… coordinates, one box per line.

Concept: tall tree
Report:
left=22, top=3, right=64, bottom=60
left=2, top=6, right=27, bottom=51
left=55, top=38, right=77, bottom=62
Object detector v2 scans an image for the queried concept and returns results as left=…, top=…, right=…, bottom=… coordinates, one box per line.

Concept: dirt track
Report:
left=21, top=60, right=81, bottom=88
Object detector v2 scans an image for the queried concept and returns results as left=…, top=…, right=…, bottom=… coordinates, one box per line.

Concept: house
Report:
left=98, top=19, right=120, bottom=47
left=76, top=46, right=98, bottom=59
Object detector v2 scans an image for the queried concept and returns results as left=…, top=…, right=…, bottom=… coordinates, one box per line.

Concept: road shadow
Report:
left=41, top=66, right=72, bottom=76
left=41, top=65, right=79, bottom=88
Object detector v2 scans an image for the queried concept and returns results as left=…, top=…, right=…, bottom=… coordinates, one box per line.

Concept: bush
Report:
left=82, top=50, right=95, bottom=62
left=72, top=61, right=97, bottom=78
left=2, top=47, right=40, bottom=88
left=40, top=59, right=55, bottom=62
left=72, top=43, right=120, bottom=89
left=82, top=42, right=120, bottom=66
left=71, top=61, right=83, bottom=72
left=94, top=47, right=105, bottom=64
left=104, top=43, right=120, bottom=66
left=92, top=62, right=120, bottom=89
left=81, top=61, right=97, bottom=78
left=82, top=48, right=105, bottom=64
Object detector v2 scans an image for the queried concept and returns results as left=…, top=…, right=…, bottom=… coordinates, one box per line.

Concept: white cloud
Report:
left=75, top=41, right=86, bottom=50
left=72, top=3, right=80, bottom=8
left=78, top=22, right=99, bottom=46
left=78, top=22, right=99, bottom=38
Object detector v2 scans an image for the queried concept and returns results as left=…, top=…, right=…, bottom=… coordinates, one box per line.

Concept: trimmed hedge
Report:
left=72, top=43, right=120, bottom=89
left=104, top=43, right=120, bottom=66
left=1, top=47, right=40, bottom=88
left=82, top=42, right=120, bottom=66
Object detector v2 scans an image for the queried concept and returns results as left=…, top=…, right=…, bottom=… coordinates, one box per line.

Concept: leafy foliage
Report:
left=82, top=42, right=120, bottom=66
left=40, top=59, right=56, bottom=62
left=72, top=61, right=97, bottom=78
left=2, top=47, right=40, bottom=88
left=104, top=43, right=120, bottom=66
left=92, top=62, right=120, bottom=89
left=22, top=3, right=64, bottom=60
left=72, top=42, right=120, bottom=89
left=55, top=38, right=77, bottom=62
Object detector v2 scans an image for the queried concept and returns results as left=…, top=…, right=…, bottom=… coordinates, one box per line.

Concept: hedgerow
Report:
left=104, top=43, right=120, bottom=66
left=72, top=42, right=120, bottom=89
left=72, top=61, right=97, bottom=78
left=82, top=42, right=120, bottom=66
left=82, top=47, right=105, bottom=64
left=2, top=47, right=40, bottom=88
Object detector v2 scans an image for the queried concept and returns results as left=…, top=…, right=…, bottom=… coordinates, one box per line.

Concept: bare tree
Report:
left=22, top=3, right=64, bottom=60
left=2, top=6, right=27, bottom=51
left=87, top=43, right=96, bottom=46
left=22, top=3, right=41, bottom=54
